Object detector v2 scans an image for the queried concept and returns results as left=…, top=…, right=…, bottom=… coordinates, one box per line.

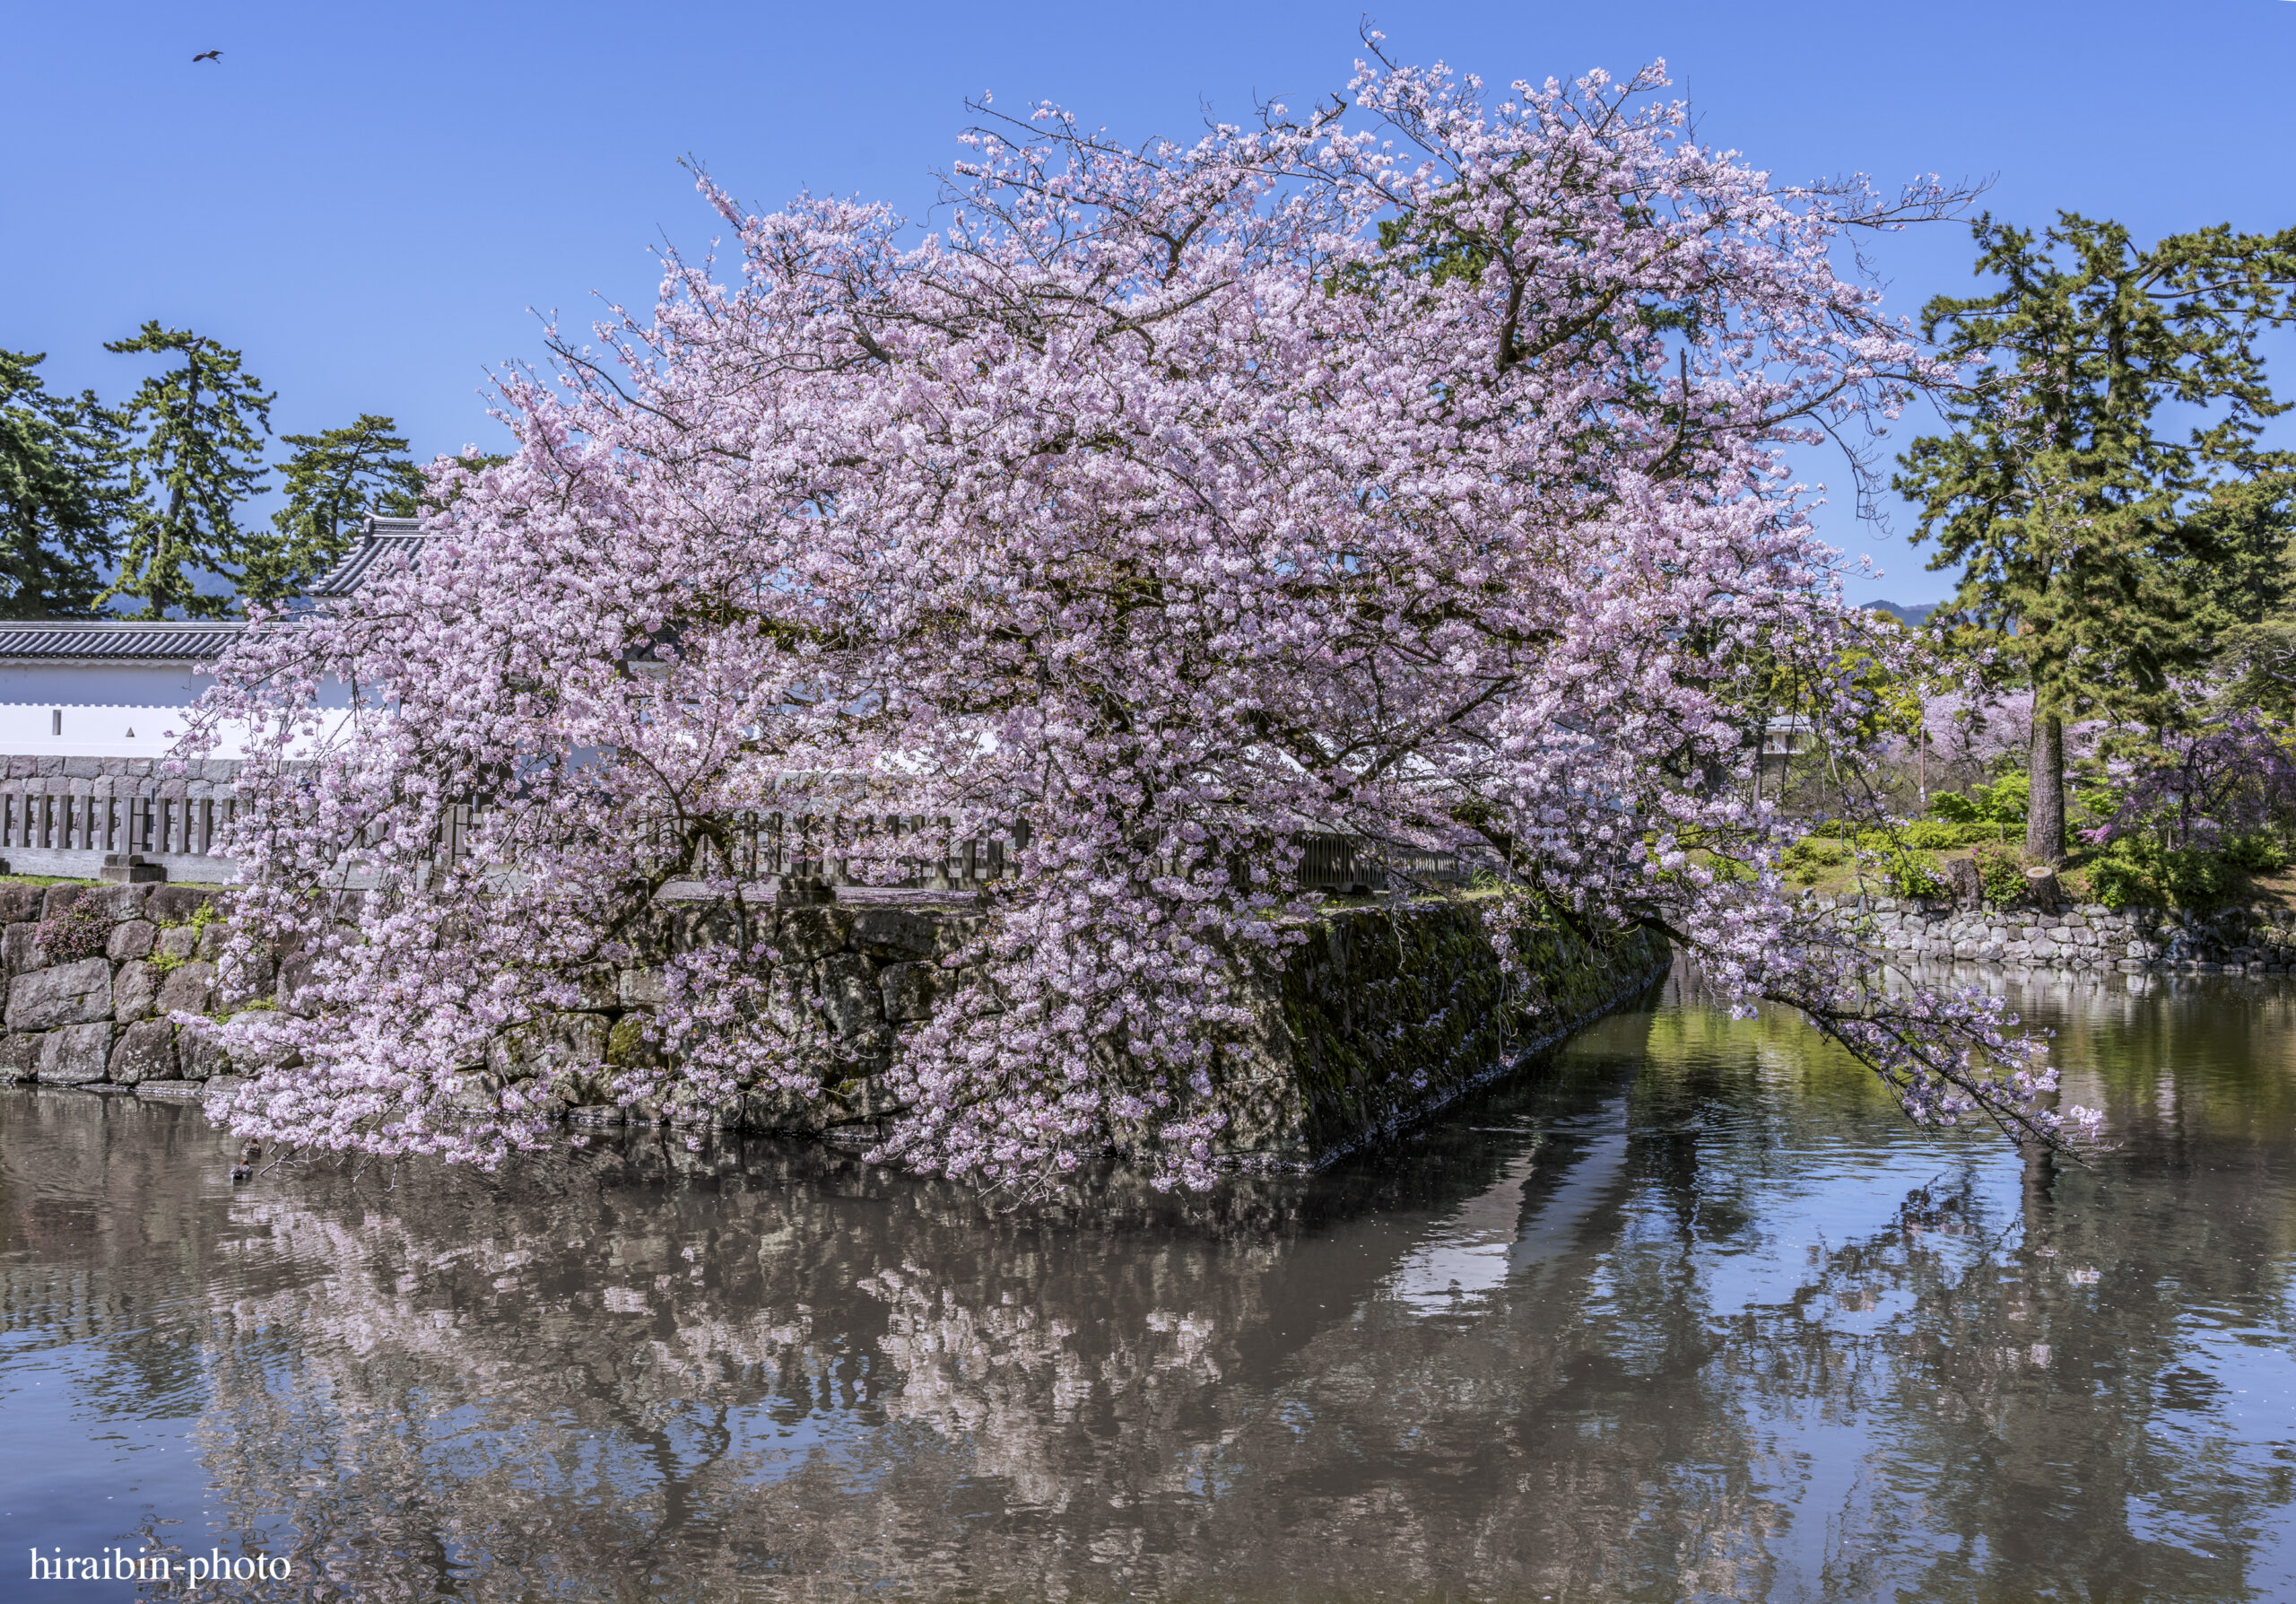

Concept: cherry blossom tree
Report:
left=2085, top=711, right=2296, bottom=852
left=186, top=44, right=2099, bottom=1188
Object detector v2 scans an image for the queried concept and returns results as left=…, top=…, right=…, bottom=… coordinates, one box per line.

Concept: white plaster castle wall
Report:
left=0, top=665, right=235, bottom=759
left=0, top=664, right=363, bottom=760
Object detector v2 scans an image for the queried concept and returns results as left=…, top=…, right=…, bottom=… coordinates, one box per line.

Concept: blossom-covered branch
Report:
left=183, top=49, right=2095, bottom=1186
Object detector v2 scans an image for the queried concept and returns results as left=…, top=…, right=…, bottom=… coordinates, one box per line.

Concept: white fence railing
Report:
left=0, top=777, right=1475, bottom=896
left=628, top=813, right=1470, bottom=896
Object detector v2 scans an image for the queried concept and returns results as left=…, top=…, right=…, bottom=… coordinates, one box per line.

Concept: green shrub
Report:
left=2074, top=780, right=2120, bottom=830
left=1780, top=837, right=1846, bottom=885
left=1785, top=827, right=1952, bottom=895
left=2224, top=833, right=2289, bottom=874
left=1900, top=819, right=1961, bottom=850
left=1932, top=772, right=2029, bottom=833
left=1785, top=838, right=1846, bottom=868
left=1983, top=770, right=2030, bottom=820
left=1970, top=843, right=2030, bottom=906
left=2089, top=838, right=2235, bottom=911
left=1879, top=844, right=1945, bottom=899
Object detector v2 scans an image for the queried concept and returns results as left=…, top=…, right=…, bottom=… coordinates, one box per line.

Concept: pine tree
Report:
left=102, top=323, right=274, bottom=619
left=0, top=350, right=122, bottom=618
left=1896, top=214, right=2296, bottom=862
left=245, top=415, right=423, bottom=608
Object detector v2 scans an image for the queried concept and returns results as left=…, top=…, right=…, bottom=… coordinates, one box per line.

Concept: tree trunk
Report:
left=2026, top=709, right=2066, bottom=863
left=1946, top=855, right=1982, bottom=907
left=152, top=350, right=198, bottom=617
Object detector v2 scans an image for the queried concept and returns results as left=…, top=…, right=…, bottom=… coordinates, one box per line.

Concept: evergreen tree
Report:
left=0, top=350, right=122, bottom=617
left=2216, top=493, right=2296, bottom=719
left=1896, top=214, right=2296, bottom=861
left=103, top=323, right=274, bottom=619
left=246, top=415, right=423, bottom=608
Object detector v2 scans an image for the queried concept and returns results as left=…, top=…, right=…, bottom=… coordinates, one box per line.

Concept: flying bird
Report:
left=192, top=49, right=222, bottom=63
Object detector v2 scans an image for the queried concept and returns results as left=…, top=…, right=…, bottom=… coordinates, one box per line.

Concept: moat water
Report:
left=4, top=966, right=2296, bottom=1601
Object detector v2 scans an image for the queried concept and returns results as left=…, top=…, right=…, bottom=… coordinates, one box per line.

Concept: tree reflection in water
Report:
left=4, top=969, right=2295, bottom=1601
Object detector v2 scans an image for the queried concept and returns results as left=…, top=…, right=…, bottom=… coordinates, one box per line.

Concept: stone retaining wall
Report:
left=1269, top=902, right=1672, bottom=1163
left=0, top=881, right=248, bottom=1089
left=1816, top=893, right=2296, bottom=976
left=0, top=883, right=1672, bottom=1167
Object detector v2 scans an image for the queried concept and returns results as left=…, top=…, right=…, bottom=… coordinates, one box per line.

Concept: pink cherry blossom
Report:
left=181, top=49, right=2097, bottom=1190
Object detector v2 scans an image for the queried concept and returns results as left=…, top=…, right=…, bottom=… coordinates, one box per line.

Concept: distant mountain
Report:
left=1866, top=600, right=1937, bottom=626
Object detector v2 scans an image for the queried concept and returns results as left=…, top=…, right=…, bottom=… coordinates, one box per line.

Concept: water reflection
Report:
left=4, top=968, right=2296, bottom=1600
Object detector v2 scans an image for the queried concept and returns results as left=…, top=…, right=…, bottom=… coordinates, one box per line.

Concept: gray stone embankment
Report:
left=1815, top=893, right=2296, bottom=976
left=0, top=880, right=1671, bottom=1168
left=0, top=881, right=248, bottom=1093
left=508, top=891, right=1673, bottom=1167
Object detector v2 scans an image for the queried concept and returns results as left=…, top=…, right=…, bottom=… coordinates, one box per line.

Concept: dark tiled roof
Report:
left=308, top=516, right=426, bottom=597
left=0, top=518, right=432, bottom=659
left=0, top=622, right=246, bottom=662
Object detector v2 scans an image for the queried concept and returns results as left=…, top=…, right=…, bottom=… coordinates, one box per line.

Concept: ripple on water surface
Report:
left=4, top=971, right=2296, bottom=1600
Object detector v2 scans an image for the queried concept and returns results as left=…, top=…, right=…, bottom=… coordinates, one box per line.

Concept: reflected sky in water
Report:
left=5, top=967, right=2296, bottom=1601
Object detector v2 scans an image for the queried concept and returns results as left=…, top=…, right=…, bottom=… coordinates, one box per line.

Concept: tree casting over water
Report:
left=188, top=45, right=2100, bottom=1187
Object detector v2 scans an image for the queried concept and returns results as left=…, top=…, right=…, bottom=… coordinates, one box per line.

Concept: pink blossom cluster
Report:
left=182, top=48, right=2097, bottom=1187
left=2083, top=711, right=2296, bottom=850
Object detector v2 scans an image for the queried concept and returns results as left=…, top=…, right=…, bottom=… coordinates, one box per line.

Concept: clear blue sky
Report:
left=5, top=0, right=2292, bottom=606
